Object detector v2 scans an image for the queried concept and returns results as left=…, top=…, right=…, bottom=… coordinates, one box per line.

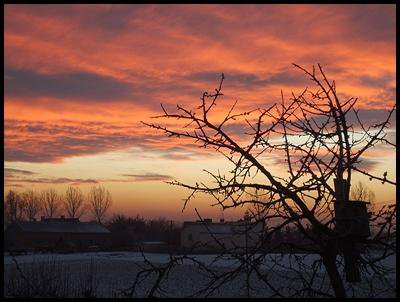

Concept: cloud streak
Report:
left=121, top=173, right=174, bottom=182
left=4, top=103, right=395, bottom=164
left=5, top=67, right=135, bottom=101
left=4, top=170, right=175, bottom=187
left=4, top=167, right=37, bottom=177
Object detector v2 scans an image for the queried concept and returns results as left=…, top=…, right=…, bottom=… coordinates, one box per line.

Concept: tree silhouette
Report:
left=5, top=190, right=26, bottom=223
left=22, top=190, right=42, bottom=221
left=142, top=64, right=396, bottom=298
left=350, top=181, right=376, bottom=214
left=350, top=181, right=376, bottom=203
left=63, top=186, right=86, bottom=219
left=88, top=185, right=112, bottom=223
left=40, top=188, right=61, bottom=218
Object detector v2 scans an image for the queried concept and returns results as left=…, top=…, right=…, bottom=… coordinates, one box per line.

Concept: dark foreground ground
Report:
left=3, top=252, right=396, bottom=298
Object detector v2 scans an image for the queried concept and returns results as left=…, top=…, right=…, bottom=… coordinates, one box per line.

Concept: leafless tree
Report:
left=5, top=190, right=26, bottom=223
left=140, top=64, right=396, bottom=298
left=22, top=190, right=42, bottom=221
left=64, top=186, right=86, bottom=219
left=41, top=188, right=61, bottom=218
left=350, top=181, right=377, bottom=213
left=350, top=181, right=376, bottom=203
left=88, top=185, right=112, bottom=223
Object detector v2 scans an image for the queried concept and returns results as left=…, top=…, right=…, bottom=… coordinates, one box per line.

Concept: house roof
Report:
left=11, top=221, right=111, bottom=234
left=197, top=224, right=234, bottom=235
left=183, top=221, right=264, bottom=235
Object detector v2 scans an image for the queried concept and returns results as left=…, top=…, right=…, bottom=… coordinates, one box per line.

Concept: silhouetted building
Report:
left=4, top=216, right=111, bottom=252
left=181, top=218, right=264, bottom=253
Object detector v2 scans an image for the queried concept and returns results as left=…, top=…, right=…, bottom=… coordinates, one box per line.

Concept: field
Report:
left=4, top=252, right=396, bottom=298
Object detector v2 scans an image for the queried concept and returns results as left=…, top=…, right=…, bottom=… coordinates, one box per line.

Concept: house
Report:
left=4, top=216, right=111, bottom=252
left=181, top=218, right=264, bottom=253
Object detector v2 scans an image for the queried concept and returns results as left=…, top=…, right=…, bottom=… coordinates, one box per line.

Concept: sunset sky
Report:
left=4, top=4, right=396, bottom=222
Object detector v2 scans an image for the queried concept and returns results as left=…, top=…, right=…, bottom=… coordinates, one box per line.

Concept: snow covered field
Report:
left=4, top=252, right=396, bottom=298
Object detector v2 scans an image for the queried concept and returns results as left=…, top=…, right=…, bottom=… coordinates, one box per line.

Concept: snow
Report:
left=4, top=251, right=396, bottom=269
left=4, top=251, right=396, bottom=298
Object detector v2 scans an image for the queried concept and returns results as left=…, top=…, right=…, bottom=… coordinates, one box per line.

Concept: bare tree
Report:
left=350, top=181, right=376, bottom=214
left=64, top=186, right=86, bottom=219
left=22, top=190, right=42, bottom=221
left=88, top=185, right=112, bottom=223
left=350, top=181, right=376, bottom=203
left=5, top=190, right=26, bottom=223
left=141, top=64, right=396, bottom=298
left=41, top=188, right=61, bottom=218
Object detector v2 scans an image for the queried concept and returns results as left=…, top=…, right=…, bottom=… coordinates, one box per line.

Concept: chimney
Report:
left=60, top=215, right=65, bottom=220
left=220, top=218, right=225, bottom=223
left=41, top=216, right=45, bottom=221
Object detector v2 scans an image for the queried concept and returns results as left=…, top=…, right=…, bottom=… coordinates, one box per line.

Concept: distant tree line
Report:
left=105, top=214, right=181, bottom=250
left=4, top=186, right=181, bottom=250
left=4, top=181, right=377, bottom=252
left=4, top=185, right=112, bottom=225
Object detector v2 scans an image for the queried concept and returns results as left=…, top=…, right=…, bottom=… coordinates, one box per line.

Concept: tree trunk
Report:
left=343, top=240, right=361, bottom=282
left=322, top=252, right=347, bottom=298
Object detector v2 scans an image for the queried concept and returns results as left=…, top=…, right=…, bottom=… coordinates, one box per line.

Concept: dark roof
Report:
left=11, top=221, right=111, bottom=234
left=183, top=221, right=264, bottom=235
left=194, top=224, right=234, bottom=235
